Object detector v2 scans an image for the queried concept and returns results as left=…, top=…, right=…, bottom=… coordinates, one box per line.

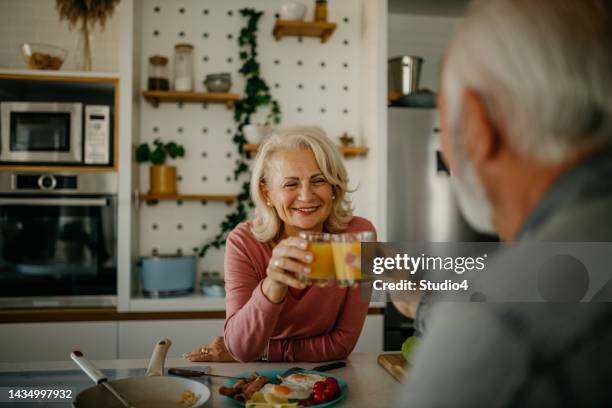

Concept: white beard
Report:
left=451, top=159, right=497, bottom=235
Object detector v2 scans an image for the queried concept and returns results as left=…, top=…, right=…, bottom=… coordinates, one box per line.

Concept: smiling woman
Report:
left=185, top=127, right=376, bottom=363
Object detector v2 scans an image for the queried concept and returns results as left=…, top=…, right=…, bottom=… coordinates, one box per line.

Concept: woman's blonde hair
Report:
left=250, top=126, right=354, bottom=242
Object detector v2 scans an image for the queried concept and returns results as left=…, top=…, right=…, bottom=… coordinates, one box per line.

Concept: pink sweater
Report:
left=223, top=216, right=376, bottom=362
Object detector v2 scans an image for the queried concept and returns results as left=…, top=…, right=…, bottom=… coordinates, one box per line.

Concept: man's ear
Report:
left=461, top=89, right=499, bottom=164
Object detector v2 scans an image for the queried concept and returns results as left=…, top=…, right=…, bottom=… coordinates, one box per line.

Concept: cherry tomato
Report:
left=324, top=377, right=340, bottom=395
left=323, top=387, right=336, bottom=401
left=324, top=377, right=339, bottom=387
left=313, top=391, right=326, bottom=404
left=313, top=381, right=326, bottom=393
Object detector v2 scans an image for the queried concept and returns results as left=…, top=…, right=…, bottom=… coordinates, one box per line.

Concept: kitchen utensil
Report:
left=72, top=339, right=211, bottom=408
left=71, top=351, right=135, bottom=408
left=168, top=368, right=246, bottom=380
left=204, top=73, right=232, bottom=92
left=391, top=90, right=436, bottom=108
left=222, top=368, right=348, bottom=407
left=279, top=2, right=307, bottom=20
left=139, top=255, right=196, bottom=297
left=388, top=56, right=424, bottom=96
left=377, top=353, right=407, bottom=383
left=20, top=43, right=67, bottom=70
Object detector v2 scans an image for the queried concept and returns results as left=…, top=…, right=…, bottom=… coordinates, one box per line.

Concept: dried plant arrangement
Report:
left=56, top=0, right=120, bottom=70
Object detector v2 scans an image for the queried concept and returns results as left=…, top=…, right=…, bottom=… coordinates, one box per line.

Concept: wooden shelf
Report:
left=142, top=91, right=240, bottom=108
left=340, top=146, right=370, bottom=157
left=0, top=69, right=119, bottom=81
left=138, top=193, right=236, bottom=205
left=273, top=20, right=337, bottom=43
left=243, top=144, right=368, bottom=158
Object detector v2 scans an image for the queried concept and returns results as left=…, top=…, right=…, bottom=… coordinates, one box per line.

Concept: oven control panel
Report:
left=84, top=105, right=111, bottom=165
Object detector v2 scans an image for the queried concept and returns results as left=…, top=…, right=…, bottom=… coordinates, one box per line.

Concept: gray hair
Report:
left=443, top=0, right=612, bottom=163
left=250, top=126, right=354, bottom=242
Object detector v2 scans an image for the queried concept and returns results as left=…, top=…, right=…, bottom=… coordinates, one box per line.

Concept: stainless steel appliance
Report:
left=384, top=107, right=497, bottom=349
left=0, top=102, right=111, bottom=166
left=387, top=107, right=492, bottom=242
left=0, top=171, right=117, bottom=307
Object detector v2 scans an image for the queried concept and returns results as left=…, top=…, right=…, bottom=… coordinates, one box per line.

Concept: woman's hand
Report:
left=262, top=236, right=313, bottom=303
left=182, top=336, right=236, bottom=362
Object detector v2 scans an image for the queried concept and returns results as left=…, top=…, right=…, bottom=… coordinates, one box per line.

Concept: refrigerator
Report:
left=384, top=107, right=495, bottom=350
left=387, top=107, right=485, bottom=243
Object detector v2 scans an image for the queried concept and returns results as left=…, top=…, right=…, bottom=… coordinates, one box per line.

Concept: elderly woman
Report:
left=186, top=126, right=375, bottom=363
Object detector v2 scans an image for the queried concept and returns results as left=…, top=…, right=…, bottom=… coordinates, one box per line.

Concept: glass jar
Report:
left=147, top=55, right=169, bottom=91
left=314, top=0, right=328, bottom=22
left=173, top=43, right=194, bottom=92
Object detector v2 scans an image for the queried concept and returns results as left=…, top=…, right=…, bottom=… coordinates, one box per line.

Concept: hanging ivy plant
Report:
left=198, top=8, right=282, bottom=258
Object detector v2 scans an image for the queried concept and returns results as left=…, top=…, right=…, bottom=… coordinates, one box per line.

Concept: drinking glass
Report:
left=332, top=231, right=374, bottom=287
left=298, top=232, right=336, bottom=286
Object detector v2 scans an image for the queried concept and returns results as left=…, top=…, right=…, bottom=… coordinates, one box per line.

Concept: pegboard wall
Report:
left=137, top=0, right=368, bottom=275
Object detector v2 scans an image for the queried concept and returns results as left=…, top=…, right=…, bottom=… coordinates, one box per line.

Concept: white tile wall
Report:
left=388, top=13, right=463, bottom=91
left=0, top=0, right=120, bottom=72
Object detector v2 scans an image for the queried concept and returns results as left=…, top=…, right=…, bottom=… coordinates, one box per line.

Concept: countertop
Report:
left=0, top=353, right=402, bottom=407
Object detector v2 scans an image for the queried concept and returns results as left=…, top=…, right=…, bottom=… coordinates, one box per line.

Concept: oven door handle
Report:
left=0, top=197, right=109, bottom=206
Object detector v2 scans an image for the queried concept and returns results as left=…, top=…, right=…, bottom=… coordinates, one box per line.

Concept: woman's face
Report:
left=262, top=148, right=334, bottom=238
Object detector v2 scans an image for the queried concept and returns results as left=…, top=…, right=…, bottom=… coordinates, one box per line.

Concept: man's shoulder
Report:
left=528, top=195, right=612, bottom=241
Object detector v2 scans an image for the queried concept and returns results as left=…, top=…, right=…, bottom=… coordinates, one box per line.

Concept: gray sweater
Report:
left=400, top=149, right=612, bottom=407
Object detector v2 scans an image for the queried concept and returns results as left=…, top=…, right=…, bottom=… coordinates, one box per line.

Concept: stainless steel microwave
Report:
left=0, top=102, right=112, bottom=166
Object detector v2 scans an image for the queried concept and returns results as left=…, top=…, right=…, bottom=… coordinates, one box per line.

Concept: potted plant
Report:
left=135, top=139, right=185, bottom=195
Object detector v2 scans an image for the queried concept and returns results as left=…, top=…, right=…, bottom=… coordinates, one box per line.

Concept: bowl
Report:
left=204, top=73, right=232, bottom=93
left=243, top=124, right=274, bottom=144
left=21, top=43, right=68, bottom=70
left=279, top=2, right=307, bottom=21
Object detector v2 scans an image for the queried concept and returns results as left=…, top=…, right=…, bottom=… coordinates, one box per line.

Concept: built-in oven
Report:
left=0, top=172, right=117, bottom=308
left=0, top=102, right=112, bottom=166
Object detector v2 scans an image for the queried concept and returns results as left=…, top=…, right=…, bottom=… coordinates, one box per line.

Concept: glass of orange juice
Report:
left=332, top=231, right=374, bottom=287
left=298, top=232, right=336, bottom=286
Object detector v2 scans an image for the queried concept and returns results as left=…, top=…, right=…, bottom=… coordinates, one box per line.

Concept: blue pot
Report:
left=139, top=255, right=196, bottom=297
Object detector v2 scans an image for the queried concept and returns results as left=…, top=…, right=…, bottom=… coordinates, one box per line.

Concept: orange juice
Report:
left=332, top=241, right=362, bottom=283
left=307, top=242, right=336, bottom=282
left=299, top=232, right=335, bottom=286
left=331, top=231, right=374, bottom=286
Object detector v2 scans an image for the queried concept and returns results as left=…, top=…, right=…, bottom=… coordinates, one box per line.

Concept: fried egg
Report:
left=281, top=373, right=327, bottom=390
left=259, top=383, right=311, bottom=400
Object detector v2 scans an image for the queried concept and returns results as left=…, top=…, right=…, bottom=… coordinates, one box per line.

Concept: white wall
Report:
left=0, top=0, right=120, bottom=72
left=388, top=13, right=462, bottom=92
left=134, top=0, right=379, bottom=276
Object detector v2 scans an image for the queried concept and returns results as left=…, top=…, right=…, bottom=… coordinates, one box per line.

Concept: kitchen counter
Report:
left=0, top=353, right=402, bottom=407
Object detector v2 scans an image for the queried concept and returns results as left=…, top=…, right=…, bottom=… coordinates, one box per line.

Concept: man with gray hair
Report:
left=399, top=0, right=612, bottom=405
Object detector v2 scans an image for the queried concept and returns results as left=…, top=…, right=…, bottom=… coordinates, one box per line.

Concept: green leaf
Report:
left=197, top=6, right=282, bottom=259
left=135, top=144, right=150, bottom=163
left=150, top=148, right=165, bottom=165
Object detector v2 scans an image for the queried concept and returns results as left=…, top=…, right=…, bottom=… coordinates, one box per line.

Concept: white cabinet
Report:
left=0, top=315, right=382, bottom=362
left=118, top=319, right=225, bottom=359
left=353, top=314, right=384, bottom=353
left=0, top=322, right=117, bottom=363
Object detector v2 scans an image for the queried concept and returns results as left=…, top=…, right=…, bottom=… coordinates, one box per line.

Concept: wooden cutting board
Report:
left=377, top=353, right=408, bottom=383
